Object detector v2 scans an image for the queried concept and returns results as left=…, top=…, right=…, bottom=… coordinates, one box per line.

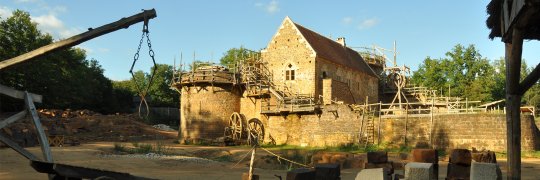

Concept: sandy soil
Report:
left=1, top=141, right=540, bottom=180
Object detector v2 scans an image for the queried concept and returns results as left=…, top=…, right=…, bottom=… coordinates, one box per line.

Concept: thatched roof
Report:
left=486, top=0, right=540, bottom=40
left=292, top=23, right=379, bottom=78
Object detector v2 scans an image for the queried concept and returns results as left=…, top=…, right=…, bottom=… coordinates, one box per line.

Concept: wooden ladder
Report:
left=360, top=111, right=376, bottom=146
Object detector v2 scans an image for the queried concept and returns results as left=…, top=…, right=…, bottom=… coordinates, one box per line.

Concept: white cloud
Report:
left=0, top=6, right=12, bottom=18
left=256, top=0, right=280, bottom=14
left=342, top=17, right=353, bottom=25
left=32, top=13, right=83, bottom=39
left=358, top=17, right=379, bottom=30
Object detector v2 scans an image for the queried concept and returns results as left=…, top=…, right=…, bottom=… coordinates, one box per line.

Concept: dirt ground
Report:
left=1, top=141, right=540, bottom=180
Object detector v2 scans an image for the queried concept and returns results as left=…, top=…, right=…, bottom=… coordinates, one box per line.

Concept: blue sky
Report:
left=1, top=0, right=538, bottom=80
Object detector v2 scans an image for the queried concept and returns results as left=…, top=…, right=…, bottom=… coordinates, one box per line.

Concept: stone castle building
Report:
left=261, top=17, right=379, bottom=105
left=174, top=16, right=380, bottom=145
left=172, top=17, right=540, bottom=150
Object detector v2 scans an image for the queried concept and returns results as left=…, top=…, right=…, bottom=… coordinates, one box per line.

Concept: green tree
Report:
left=112, top=64, right=179, bottom=107
left=0, top=10, right=130, bottom=113
left=412, top=44, right=495, bottom=102
left=219, top=46, right=259, bottom=67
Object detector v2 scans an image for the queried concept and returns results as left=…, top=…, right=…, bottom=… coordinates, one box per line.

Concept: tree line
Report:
left=0, top=10, right=178, bottom=114
left=412, top=44, right=540, bottom=108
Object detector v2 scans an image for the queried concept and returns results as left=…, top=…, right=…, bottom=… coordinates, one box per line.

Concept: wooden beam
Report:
left=0, top=133, right=40, bottom=161
left=518, top=63, right=540, bottom=95
left=505, top=27, right=524, bottom=180
left=24, top=92, right=53, bottom=162
left=0, top=84, right=42, bottom=103
left=0, top=110, right=27, bottom=129
left=0, top=9, right=157, bottom=70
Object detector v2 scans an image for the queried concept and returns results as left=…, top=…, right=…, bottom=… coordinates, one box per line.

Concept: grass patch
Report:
left=213, top=155, right=234, bottom=162
left=113, top=141, right=174, bottom=155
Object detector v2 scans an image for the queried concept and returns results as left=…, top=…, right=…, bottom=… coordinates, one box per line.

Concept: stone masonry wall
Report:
left=376, top=114, right=540, bottom=151
left=179, top=85, right=241, bottom=143
left=321, top=78, right=356, bottom=104
left=316, top=58, right=378, bottom=103
left=266, top=104, right=540, bottom=151
left=262, top=18, right=316, bottom=96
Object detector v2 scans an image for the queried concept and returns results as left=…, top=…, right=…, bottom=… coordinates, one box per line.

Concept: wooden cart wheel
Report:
left=229, top=112, right=245, bottom=141
left=247, top=118, right=264, bottom=146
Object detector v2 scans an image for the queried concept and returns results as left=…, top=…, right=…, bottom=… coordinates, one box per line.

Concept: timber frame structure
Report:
left=0, top=9, right=158, bottom=179
left=487, top=0, right=540, bottom=179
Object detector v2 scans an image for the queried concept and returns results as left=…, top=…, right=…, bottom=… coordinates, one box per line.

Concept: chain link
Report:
left=130, top=23, right=157, bottom=118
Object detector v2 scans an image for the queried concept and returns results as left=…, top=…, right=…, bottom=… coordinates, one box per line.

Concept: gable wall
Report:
left=262, top=19, right=316, bottom=96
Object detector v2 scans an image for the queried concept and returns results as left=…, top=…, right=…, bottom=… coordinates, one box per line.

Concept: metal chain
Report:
left=130, top=20, right=157, bottom=119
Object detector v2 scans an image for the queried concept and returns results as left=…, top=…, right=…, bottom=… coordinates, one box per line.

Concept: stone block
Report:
left=470, top=162, right=501, bottom=180
left=365, top=162, right=394, bottom=175
left=410, top=149, right=438, bottom=163
left=447, top=163, right=470, bottom=180
left=287, top=168, right=315, bottom=180
left=368, top=151, right=388, bottom=164
left=404, top=162, right=433, bottom=180
left=315, top=163, right=340, bottom=180
left=410, top=149, right=438, bottom=180
left=355, top=168, right=390, bottom=180
left=450, top=149, right=472, bottom=166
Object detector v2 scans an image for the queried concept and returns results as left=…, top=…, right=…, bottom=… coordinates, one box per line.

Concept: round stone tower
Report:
left=175, top=65, right=241, bottom=144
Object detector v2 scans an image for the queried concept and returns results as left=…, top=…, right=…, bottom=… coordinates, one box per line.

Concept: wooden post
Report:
left=24, top=92, right=53, bottom=162
left=378, top=101, right=382, bottom=145
left=430, top=97, right=434, bottom=148
left=404, top=106, right=408, bottom=146
left=248, top=147, right=256, bottom=180
left=505, top=27, right=524, bottom=180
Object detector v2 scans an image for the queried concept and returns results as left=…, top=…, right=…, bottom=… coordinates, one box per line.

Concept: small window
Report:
left=286, top=70, right=295, bottom=80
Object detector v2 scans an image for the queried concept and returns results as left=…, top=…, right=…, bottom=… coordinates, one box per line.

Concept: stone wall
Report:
left=266, top=104, right=540, bottom=151
left=179, top=85, right=241, bottom=143
left=377, top=114, right=540, bottom=151
left=315, top=58, right=379, bottom=103
left=262, top=18, right=316, bottom=96
left=267, top=104, right=361, bottom=147
left=322, top=78, right=356, bottom=104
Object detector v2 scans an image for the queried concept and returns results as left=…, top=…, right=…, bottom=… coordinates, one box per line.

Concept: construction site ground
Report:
left=1, top=141, right=540, bottom=180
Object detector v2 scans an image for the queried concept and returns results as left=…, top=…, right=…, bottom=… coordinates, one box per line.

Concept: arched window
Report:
left=285, top=64, right=295, bottom=80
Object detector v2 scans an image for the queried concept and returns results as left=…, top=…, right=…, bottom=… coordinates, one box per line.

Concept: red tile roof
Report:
left=293, top=23, right=378, bottom=78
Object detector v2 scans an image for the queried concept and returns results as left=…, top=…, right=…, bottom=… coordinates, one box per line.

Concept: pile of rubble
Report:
left=0, top=109, right=178, bottom=148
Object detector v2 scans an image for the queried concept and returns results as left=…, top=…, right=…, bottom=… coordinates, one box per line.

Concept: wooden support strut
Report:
left=505, top=27, right=524, bottom=180
left=0, top=9, right=157, bottom=70
left=25, top=92, right=54, bottom=162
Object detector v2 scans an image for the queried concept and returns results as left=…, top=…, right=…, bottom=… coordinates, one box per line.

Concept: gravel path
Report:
left=98, top=153, right=218, bottom=164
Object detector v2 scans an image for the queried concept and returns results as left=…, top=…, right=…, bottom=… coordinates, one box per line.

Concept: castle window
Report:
left=286, top=70, right=295, bottom=80
left=286, top=64, right=295, bottom=80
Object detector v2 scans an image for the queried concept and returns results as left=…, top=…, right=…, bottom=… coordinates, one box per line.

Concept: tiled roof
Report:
left=293, top=23, right=378, bottom=77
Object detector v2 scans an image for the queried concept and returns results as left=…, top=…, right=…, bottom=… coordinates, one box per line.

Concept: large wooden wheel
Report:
left=228, top=112, right=245, bottom=141
left=247, top=118, right=264, bottom=146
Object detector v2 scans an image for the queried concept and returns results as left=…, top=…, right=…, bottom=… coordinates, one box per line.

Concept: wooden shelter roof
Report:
left=486, top=0, right=540, bottom=40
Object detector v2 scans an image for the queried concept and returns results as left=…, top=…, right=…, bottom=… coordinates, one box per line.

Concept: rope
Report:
left=259, top=147, right=313, bottom=168
left=230, top=147, right=255, bottom=169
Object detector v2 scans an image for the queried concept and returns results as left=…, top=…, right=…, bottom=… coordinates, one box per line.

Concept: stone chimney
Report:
left=336, top=37, right=346, bottom=46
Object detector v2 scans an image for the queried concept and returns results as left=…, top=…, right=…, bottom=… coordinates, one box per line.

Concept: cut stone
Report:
left=287, top=168, right=315, bottom=180
left=368, top=151, right=389, bottom=164
left=315, top=163, right=340, bottom=180
left=355, top=168, right=390, bottom=180
left=404, top=162, right=433, bottom=180
left=450, top=149, right=472, bottom=166
left=447, top=163, right=471, bottom=179
left=470, top=162, right=501, bottom=180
